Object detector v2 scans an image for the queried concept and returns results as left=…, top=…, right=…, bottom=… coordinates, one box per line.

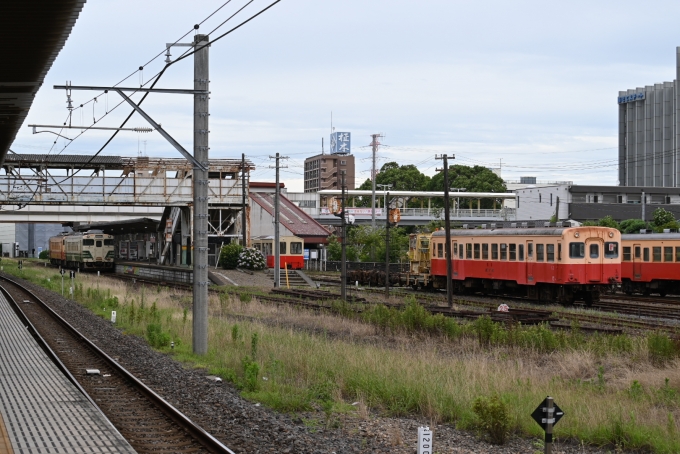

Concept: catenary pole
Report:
left=192, top=34, right=210, bottom=355
left=341, top=170, right=347, bottom=302
left=241, top=153, right=247, bottom=246
left=269, top=153, right=288, bottom=288
left=385, top=191, right=390, bottom=299
left=436, top=154, right=454, bottom=308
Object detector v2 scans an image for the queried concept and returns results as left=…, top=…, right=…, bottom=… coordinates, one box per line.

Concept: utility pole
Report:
left=269, top=153, right=288, bottom=287
left=436, top=154, right=455, bottom=308
left=241, top=153, right=247, bottom=246
left=642, top=190, right=646, bottom=221
left=555, top=196, right=560, bottom=222
left=341, top=170, right=347, bottom=302
left=193, top=34, right=210, bottom=355
left=385, top=190, right=391, bottom=299
left=370, top=133, right=382, bottom=229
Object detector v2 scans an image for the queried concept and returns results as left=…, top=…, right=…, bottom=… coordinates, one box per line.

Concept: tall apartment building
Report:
left=619, top=47, right=680, bottom=187
left=303, top=153, right=355, bottom=192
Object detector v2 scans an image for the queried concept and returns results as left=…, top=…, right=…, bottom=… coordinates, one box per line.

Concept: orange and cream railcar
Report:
left=49, top=234, right=68, bottom=265
left=410, top=226, right=621, bottom=304
left=252, top=235, right=305, bottom=270
left=621, top=232, right=680, bottom=296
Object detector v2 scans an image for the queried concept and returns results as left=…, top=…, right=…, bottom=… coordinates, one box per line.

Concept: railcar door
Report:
left=585, top=239, right=603, bottom=282
left=526, top=241, right=534, bottom=283
left=632, top=244, right=642, bottom=280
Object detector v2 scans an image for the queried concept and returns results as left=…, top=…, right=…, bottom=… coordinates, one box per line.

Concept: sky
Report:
left=10, top=0, right=680, bottom=192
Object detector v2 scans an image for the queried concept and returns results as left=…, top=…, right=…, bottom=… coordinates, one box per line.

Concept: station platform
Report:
left=0, top=292, right=136, bottom=453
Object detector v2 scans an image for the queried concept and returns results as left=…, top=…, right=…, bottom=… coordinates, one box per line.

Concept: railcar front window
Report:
left=279, top=242, right=287, bottom=254
left=676, top=247, right=680, bottom=262
left=604, top=242, right=618, bottom=259
left=557, top=243, right=562, bottom=261
left=643, top=248, right=650, bottom=262
left=569, top=242, right=585, bottom=258
left=453, top=243, right=457, bottom=255
left=500, top=244, right=507, bottom=260
left=291, top=242, right=303, bottom=254
left=491, top=244, right=498, bottom=260
left=665, top=247, right=673, bottom=262
left=528, top=243, right=533, bottom=258
left=653, top=247, right=662, bottom=262
left=546, top=244, right=555, bottom=262
left=96, top=241, right=102, bottom=247
left=509, top=244, right=516, bottom=261
left=482, top=244, right=489, bottom=260
left=83, top=239, right=94, bottom=246
left=589, top=244, right=599, bottom=259
left=104, top=239, right=114, bottom=246
left=536, top=244, right=544, bottom=261
left=437, top=243, right=443, bottom=258
left=635, top=247, right=641, bottom=259
left=474, top=244, right=480, bottom=259
left=623, top=247, right=631, bottom=261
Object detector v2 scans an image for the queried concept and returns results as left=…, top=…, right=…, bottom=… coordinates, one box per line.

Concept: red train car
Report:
left=49, top=234, right=68, bottom=265
left=252, top=235, right=305, bottom=270
left=621, top=232, right=680, bottom=296
left=412, top=226, right=621, bottom=304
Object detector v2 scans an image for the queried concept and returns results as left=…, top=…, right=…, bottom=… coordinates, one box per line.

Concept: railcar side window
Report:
left=536, top=244, right=544, bottom=261
left=437, top=243, right=443, bottom=258
left=491, top=244, right=498, bottom=260
left=653, top=247, right=662, bottom=262
left=83, top=239, right=94, bottom=246
left=482, top=244, right=489, bottom=260
left=604, top=242, right=618, bottom=259
left=466, top=244, right=472, bottom=259
left=665, top=247, right=673, bottom=262
left=519, top=244, right=524, bottom=261
left=291, top=242, right=303, bottom=254
left=500, top=244, right=507, bottom=260
left=104, top=239, right=114, bottom=246
left=96, top=241, right=102, bottom=247
left=589, top=244, right=599, bottom=259
left=280, top=242, right=287, bottom=254
left=623, top=247, right=631, bottom=261
left=546, top=244, right=555, bottom=262
left=509, top=244, right=516, bottom=261
left=569, top=242, right=585, bottom=258
left=474, top=244, right=480, bottom=259
left=643, top=248, right=650, bottom=262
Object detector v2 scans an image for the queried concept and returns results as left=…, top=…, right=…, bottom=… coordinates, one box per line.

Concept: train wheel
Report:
left=659, top=291, right=668, bottom=297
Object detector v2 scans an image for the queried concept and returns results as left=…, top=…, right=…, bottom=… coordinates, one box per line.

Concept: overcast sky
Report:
left=10, top=0, right=680, bottom=191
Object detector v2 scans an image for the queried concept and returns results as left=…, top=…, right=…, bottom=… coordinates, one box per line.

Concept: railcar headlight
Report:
left=574, top=232, right=579, bottom=238
left=609, top=232, right=614, bottom=238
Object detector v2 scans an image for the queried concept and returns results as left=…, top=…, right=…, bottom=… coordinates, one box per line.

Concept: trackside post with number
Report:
left=417, top=426, right=433, bottom=454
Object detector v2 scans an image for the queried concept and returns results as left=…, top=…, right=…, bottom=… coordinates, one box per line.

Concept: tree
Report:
left=427, top=165, right=506, bottom=209
left=597, top=215, right=619, bottom=229
left=219, top=243, right=243, bottom=269
left=651, top=208, right=679, bottom=232
left=355, top=162, right=430, bottom=207
left=619, top=219, right=648, bottom=234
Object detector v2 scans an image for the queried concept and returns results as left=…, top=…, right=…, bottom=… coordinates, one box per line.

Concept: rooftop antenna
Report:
left=321, top=137, right=324, bottom=155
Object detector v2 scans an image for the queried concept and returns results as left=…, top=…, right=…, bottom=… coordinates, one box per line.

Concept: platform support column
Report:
left=193, top=34, right=210, bottom=355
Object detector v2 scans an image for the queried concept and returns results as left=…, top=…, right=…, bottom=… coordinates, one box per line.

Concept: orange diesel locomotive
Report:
left=621, top=232, right=680, bottom=296
left=408, top=226, right=621, bottom=304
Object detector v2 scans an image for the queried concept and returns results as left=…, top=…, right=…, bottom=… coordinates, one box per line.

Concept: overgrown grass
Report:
left=5, top=259, right=680, bottom=452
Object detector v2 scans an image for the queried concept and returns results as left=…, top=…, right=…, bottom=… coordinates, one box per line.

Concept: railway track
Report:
left=0, top=275, right=234, bottom=454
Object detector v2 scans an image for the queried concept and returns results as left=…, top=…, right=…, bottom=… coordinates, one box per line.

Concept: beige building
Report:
left=304, top=153, right=355, bottom=192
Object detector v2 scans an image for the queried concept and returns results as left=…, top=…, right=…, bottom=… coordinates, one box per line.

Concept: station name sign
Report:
left=618, top=92, right=645, bottom=104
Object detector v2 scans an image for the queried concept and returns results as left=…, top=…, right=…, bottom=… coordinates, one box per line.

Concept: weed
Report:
left=241, top=356, right=260, bottom=392
left=182, top=307, right=188, bottom=325
left=628, top=380, right=643, bottom=399
left=251, top=332, right=259, bottom=359
left=472, top=394, right=510, bottom=445
left=648, top=332, right=677, bottom=365
left=232, top=324, right=241, bottom=342
left=239, top=292, right=252, bottom=303
left=596, top=366, right=606, bottom=392
left=146, top=323, right=171, bottom=348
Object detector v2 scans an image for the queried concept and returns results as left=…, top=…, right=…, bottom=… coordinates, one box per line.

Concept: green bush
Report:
left=220, top=243, right=243, bottom=269
left=146, top=323, right=171, bottom=348
left=648, top=332, right=678, bottom=365
left=39, top=249, right=50, bottom=259
left=472, top=394, right=510, bottom=445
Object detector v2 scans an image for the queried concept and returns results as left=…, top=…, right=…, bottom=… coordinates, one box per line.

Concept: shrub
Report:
left=648, top=332, right=678, bottom=365
left=39, top=249, right=50, bottom=259
left=472, top=394, right=510, bottom=445
left=220, top=243, right=243, bottom=269
left=237, top=248, right=266, bottom=271
left=146, top=323, right=171, bottom=348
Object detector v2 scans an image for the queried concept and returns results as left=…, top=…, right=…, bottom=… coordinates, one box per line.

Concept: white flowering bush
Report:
left=237, top=248, right=266, bottom=271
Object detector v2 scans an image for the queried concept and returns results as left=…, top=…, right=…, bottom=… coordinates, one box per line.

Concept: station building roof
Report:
left=250, top=192, right=330, bottom=242
left=72, top=218, right=160, bottom=234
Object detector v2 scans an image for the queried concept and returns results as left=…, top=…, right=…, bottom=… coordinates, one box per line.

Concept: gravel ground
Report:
left=7, top=272, right=621, bottom=454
